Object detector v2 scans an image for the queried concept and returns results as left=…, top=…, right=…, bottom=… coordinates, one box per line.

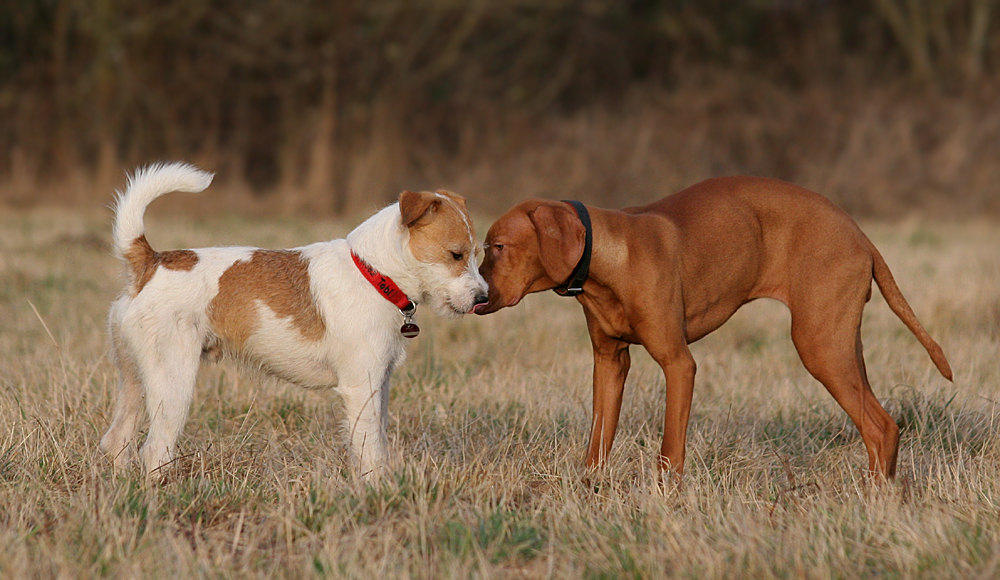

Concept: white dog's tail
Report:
left=112, top=162, right=214, bottom=259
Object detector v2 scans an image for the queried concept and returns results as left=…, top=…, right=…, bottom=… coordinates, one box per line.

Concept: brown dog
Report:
left=474, top=176, right=952, bottom=479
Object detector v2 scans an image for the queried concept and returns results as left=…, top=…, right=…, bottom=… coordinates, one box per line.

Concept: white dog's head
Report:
left=399, top=189, right=488, bottom=318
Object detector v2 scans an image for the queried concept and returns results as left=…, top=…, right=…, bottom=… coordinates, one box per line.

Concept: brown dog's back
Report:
left=632, top=176, right=951, bottom=380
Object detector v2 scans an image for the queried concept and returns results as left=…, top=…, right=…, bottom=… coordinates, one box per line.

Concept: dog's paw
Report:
left=100, top=438, right=139, bottom=471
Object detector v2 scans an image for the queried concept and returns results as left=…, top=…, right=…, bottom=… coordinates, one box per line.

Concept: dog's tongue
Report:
left=472, top=302, right=488, bottom=314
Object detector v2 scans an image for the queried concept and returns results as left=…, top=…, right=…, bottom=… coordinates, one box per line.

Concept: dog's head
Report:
left=474, top=199, right=586, bottom=315
left=400, top=189, right=488, bottom=318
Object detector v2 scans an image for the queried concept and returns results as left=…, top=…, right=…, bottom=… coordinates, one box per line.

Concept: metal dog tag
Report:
left=400, top=304, right=419, bottom=338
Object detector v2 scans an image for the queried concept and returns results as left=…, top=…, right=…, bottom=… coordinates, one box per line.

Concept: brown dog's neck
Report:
left=578, top=208, right=631, bottom=292
left=573, top=208, right=641, bottom=341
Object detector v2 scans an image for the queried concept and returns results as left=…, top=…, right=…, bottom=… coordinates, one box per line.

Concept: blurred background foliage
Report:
left=1, top=0, right=998, bottom=216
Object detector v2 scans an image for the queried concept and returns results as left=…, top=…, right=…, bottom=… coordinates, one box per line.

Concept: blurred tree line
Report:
left=0, top=0, right=997, bottom=213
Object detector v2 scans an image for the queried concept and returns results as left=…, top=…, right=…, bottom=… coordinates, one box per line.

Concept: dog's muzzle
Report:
left=471, top=292, right=489, bottom=314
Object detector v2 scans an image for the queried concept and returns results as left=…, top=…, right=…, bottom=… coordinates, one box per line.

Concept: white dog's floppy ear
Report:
left=528, top=204, right=585, bottom=285
left=435, top=189, right=467, bottom=210
left=399, top=190, right=441, bottom=226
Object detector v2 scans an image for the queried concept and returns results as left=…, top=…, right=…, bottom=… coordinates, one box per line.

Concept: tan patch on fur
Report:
left=208, top=250, right=326, bottom=349
left=434, top=189, right=467, bottom=209
left=407, top=193, right=477, bottom=276
left=125, top=235, right=199, bottom=296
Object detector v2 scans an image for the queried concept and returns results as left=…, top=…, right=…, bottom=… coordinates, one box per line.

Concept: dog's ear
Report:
left=435, top=189, right=467, bottom=210
left=528, top=204, right=585, bottom=285
left=399, top=190, right=441, bottom=226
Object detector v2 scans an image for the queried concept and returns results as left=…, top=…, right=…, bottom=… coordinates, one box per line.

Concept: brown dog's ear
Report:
left=528, top=204, right=585, bottom=285
left=399, top=190, right=441, bottom=226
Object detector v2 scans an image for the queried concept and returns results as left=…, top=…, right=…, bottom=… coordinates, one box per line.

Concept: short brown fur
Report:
left=125, top=235, right=199, bottom=296
left=477, top=176, right=952, bottom=481
left=208, top=250, right=326, bottom=349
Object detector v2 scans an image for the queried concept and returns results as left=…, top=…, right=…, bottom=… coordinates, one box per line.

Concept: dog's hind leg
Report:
left=134, top=318, right=203, bottom=478
left=789, top=276, right=900, bottom=480
left=101, top=313, right=145, bottom=469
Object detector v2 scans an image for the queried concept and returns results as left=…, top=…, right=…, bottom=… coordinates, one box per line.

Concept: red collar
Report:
left=351, top=251, right=414, bottom=311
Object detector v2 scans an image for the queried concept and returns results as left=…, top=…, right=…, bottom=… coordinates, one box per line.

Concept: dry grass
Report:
left=0, top=205, right=998, bottom=579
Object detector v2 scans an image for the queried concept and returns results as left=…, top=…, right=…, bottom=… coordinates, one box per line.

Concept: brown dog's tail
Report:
left=867, top=241, right=953, bottom=381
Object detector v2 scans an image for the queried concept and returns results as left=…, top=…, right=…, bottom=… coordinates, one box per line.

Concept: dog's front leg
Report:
left=340, top=359, right=394, bottom=481
left=648, top=341, right=697, bottom=478
left=584, top=331, right=631, bottom=469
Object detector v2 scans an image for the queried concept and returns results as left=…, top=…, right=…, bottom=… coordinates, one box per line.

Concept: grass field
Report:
left=0, top=206, right=998, bottom=578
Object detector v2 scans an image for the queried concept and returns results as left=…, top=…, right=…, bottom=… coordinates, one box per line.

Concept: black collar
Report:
left=553, top=200, right=592, bottom=297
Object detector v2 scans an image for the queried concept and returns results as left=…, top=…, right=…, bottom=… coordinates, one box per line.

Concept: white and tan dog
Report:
left=100, top=162, right=487, bottom=479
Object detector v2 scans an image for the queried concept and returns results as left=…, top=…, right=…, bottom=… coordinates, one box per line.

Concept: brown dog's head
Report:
left=473, top=199, right=586, bottom=315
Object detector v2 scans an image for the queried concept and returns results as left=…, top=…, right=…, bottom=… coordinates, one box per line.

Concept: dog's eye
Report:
left=451, top=251, right=464, bottom=261
left=494, top=244, right=504, bottom=252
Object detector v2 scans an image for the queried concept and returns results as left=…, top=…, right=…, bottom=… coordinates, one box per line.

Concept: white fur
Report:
left=101, top=162, right=487, bottom=480
left=111, top=162, right=214, bottom=258
left=346, top=203, right=488, bottom=318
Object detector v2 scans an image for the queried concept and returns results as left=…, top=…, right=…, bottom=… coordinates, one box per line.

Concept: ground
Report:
left=0, top=207, right=997, bottom=578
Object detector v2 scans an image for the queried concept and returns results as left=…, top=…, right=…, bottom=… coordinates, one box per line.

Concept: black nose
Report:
left=474, top=293, right=489, bottom=305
